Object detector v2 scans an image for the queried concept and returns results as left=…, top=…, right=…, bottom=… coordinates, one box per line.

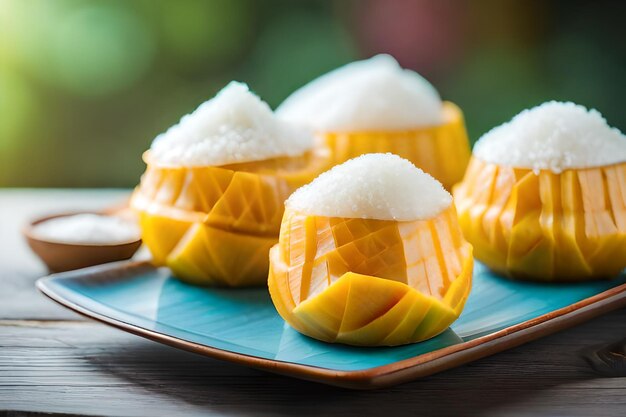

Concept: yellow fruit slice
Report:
left=453, top=157, right=626, bottom=281
left=132, top=149, right=330, bottom=235
left=131, top=148, right=331, bottom=286
left=319, top=102, right=470, bottom=189
left=138, top=211, right=197, bottom=266
left=268, top=205, right=474, bottom=346
left=166, top=223, right=277, bottom=287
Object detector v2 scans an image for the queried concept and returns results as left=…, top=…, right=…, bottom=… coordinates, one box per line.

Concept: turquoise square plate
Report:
left=37, top=261, right=626, bottom=389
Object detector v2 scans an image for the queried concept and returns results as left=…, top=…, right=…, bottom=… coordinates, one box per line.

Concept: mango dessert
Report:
left=268, top=154, right=473, bottom=346
left=454, top=101, right=626, bottom=281
left=131, top=82, right=330, bottom=286
left=276, top=55, right=470, bottom=190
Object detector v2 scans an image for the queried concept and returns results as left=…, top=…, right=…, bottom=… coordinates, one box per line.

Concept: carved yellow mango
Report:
left=268, top=205, right=473, bottom=346
left=453, top=157, right=626, bottom=281
left=131, top=150, right=330, bottom=286
left=319, top=102, right=470, bottom=190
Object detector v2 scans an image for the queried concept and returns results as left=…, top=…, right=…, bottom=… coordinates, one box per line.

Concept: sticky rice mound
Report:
left=286, top=153, right=452, bottom=221
left=473, top=101, right=626, bottom=173
left=277, top=55, right=444, bottom=131
left=150, top=82, right=313, bottom=166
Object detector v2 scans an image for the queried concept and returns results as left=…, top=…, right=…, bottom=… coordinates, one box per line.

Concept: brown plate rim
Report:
left=36, top=261, right=626, bottom=389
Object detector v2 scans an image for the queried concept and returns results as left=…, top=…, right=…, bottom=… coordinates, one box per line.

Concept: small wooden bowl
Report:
left=24, top=212, right=142, bottom=273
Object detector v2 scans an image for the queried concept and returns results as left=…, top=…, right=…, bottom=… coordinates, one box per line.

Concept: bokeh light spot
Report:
left=159, top=0, right=253, bottom=71
left=243, top=10, right=357, bottom=107
left=0, top=68, right=36, bottom=149
left=49, top=5, right=155, bottom=97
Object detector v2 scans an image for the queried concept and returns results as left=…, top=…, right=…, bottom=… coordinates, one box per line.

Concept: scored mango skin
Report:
left=453, top=157, right=626, bottom=281
left=268, top=206, right=473, bottom=346
left=131, top=149, right=331, bottom=286
left=139, top=212, right=276, bottom=287
left=319, top=102, right=471, bottom=190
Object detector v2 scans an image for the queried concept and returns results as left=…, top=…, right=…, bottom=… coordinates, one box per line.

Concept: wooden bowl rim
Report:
left=23, top=211, right=142, bottom=249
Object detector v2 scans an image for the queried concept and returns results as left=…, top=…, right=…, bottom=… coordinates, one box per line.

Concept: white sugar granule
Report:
left=32, top=214, right=140, bottom=245
left=474, top=101, right=626, bottom=173
left=150, top=82, right=313, bottom=166
left=286, top=153, right=452, bottom=221
left=276, top=54, right=443, bottom=132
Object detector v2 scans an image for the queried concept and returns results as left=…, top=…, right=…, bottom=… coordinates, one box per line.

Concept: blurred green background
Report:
left=1, top=0, right=625, bottom=187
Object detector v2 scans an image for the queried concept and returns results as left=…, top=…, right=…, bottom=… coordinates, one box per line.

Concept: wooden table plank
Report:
left=0, top=189, right=130, bottom=320
left=1, top=309, right=626, bottom=417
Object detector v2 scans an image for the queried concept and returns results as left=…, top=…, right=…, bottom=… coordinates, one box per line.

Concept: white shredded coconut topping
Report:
left=31, top=214, right=140, bottom=245
left=150, top=82, right=313, bottom=166
left=276, top=54, right=444, bottom=131
left=286, top=153, right=452, bottom=221
left=473, top=101, right=626, bottom=173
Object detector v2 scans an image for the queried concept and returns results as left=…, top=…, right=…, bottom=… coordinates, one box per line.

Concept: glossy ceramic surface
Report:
left=38, top=261, right=626, bottom=388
